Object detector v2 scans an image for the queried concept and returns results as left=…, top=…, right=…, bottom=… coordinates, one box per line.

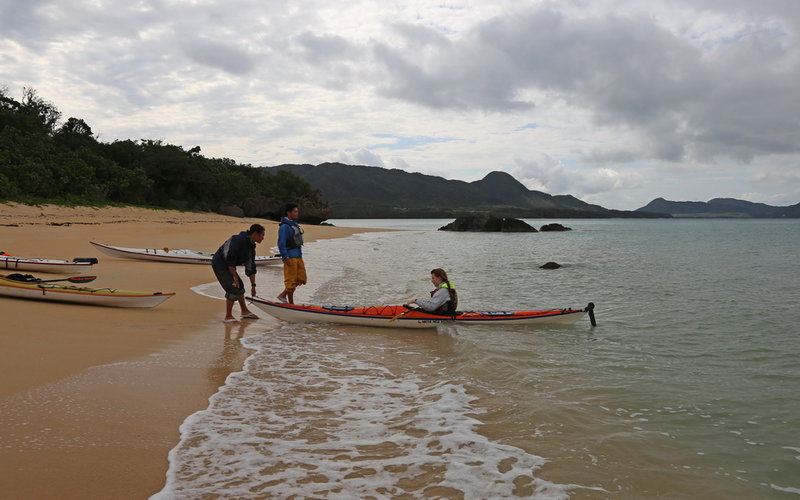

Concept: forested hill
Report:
left=264, top=163, right=666, bottom=218
left=0, top=87, right=328, bottom=222
left=636, top=197, right=800, bottom=218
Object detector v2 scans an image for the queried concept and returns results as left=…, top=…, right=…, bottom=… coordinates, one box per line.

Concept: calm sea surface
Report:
left=154, top=219, right=800, bottom=499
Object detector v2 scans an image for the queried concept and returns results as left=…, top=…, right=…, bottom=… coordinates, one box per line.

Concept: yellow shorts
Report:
left=283, top=257, right=307, bottom=290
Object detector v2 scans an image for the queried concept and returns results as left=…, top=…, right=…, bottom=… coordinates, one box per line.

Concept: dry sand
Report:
left=0, top=202, right=374, bottom=499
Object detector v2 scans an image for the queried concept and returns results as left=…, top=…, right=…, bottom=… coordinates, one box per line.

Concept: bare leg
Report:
left=287, top=289, right=295, bottom=304
left=237, top=294, right=256, bottom=317
left=277, top=289, right=289, bottom=303
left=224, top=299, right=236, bottom=321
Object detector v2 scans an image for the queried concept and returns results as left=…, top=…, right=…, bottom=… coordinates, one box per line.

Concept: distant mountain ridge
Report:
left=262, top=163, right=666, bottom=218
left=636, top=197, right=800, bottom=218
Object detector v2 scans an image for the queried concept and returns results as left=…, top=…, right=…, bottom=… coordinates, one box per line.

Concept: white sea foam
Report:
left=152, top=324, right=570, bottom=499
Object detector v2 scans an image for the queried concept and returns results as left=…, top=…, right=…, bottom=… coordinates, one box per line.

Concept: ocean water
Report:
left=154, top=219, right=800, bottom=499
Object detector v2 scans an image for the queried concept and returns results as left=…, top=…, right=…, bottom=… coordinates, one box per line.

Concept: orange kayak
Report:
left=250, top=297, right=593, bottom=329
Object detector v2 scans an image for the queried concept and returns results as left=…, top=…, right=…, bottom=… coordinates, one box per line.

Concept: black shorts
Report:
left=212, top=264, right=245, bottom=301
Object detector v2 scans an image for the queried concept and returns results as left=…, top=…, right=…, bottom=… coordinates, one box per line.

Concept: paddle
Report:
left=389, top=303, right=419, bottom=322
left=4, top=273, right=97, bottom=284
left=41, top=275, right=98, bottom=284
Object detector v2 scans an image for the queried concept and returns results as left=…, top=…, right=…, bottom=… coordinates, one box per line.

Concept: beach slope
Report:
left=0, top=203, right=370, bottom=499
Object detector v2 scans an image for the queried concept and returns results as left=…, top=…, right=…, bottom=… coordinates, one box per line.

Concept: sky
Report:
left=1, top=0, right=799, bottom=210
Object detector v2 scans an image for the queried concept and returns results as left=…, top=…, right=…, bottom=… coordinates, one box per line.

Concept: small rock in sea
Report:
left=540, top=261, right=562, bottom=269
left=540, top=223, right=572, bottom=232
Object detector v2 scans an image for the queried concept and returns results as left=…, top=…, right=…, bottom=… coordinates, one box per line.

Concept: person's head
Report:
left=248, top=223, right=266, bottom=244
left=430, top=268, right=449, bottom=286
left=284, top=203, right=299, bottom=221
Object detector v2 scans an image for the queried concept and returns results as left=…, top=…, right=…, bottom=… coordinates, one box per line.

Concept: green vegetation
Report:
left=266, top=163, right=669, bottom=218
left=0, top=86, right=327, bottom=221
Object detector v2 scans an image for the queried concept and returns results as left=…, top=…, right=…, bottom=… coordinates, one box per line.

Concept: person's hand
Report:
left=232, top=276, right=240, bottom=288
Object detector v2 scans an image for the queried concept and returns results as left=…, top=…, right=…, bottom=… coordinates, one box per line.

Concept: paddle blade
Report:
left=66, top=275, right=97, bottom=283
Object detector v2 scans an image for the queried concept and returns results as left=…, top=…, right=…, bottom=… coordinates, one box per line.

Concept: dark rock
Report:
left=238, top=196, right=331, bottom=224
left=540, top=223, right=572, bottom=231
left=501, top=217, right=537, bottom=232
left=298, top=204, right=332, bottom=225
left=166, top=199, right=190, bottom=210
left=540, top=261, right=562, bottom=269
left=218, top=204, right=245, bottom=218
left=240, top=196, right=283, bottom=219
left=439, top=215, right=537, bottom=232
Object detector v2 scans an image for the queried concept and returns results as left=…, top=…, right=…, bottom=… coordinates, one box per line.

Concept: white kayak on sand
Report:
left=0, top=274, right=175, bottom=308
left=90, top=241, right=281, bottom=266
left=1, top=252, right=96, bottom=274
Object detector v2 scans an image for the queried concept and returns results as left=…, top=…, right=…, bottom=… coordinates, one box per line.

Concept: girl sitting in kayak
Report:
left=404, top=268, right=458, bottom=316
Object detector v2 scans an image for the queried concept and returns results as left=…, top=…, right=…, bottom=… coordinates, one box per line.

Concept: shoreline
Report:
left=0, top=202, right=380, bottom=498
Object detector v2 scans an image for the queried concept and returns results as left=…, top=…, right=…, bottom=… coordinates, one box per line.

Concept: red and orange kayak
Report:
left=249, top=297, right=593, bottom=329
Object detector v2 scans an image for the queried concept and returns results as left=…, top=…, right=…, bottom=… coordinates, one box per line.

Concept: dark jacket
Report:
left=212, top=231, right=257, bottom=276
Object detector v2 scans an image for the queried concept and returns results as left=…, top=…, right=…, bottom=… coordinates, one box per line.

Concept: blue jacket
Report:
left=278, top=217, right=303, bottom=259
left=212, top=231, right=257, bottom=276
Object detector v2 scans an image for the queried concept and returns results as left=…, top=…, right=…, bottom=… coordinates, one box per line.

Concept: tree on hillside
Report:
left=0, top=85, right=328, bottom=220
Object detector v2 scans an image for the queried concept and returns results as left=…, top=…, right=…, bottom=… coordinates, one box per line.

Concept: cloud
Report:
left=370, top=5, right=800, bottom=165
left=335, top=148, right=385, bottom=167
left=181, top=38, right=257, bottom=75
left=512, top=153, right=644, bottom=197
left=370, top=133, right=457, bottom=150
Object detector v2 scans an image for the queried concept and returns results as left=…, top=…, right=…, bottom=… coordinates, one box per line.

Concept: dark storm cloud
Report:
left=370, top=6, right=800, bottom=163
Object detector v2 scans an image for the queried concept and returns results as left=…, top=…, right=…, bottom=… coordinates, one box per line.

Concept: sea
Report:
left=153, top=218, right=800, bottom=499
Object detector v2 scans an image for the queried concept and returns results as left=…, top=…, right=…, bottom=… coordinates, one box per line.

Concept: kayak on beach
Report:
left=249, top=297, right=595, bottom=329
left=1, top=252, right=97, bottom=274
left=0, top=273, right=175, bottom=308
left=90, top=241, right=281, bottom=265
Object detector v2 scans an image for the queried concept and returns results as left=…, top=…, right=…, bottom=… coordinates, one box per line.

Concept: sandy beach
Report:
left=0, top=202, right=372, bottom=499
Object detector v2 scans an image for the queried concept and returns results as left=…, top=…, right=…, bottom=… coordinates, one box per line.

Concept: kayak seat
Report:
left=421, top=310, right=464, bottom=317
left=322, top=305, right=355, bottom=312
left=5, top=273, right=38, bottom=282
left=73, top=257, right=99, bottom=264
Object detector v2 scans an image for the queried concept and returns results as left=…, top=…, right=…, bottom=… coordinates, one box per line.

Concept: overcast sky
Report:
left=2, top=0, right=799, bottom=210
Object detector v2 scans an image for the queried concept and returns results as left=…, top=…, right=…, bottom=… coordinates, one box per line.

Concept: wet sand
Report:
left=0, top=203, right=373, bottom=499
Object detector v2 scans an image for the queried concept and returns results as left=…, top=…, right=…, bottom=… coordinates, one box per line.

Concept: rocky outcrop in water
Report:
left=540, top=223, right=572, bottom=231
left=540, top=261, right=562, bottom=269
left=438, top=216, right=537, bottom=232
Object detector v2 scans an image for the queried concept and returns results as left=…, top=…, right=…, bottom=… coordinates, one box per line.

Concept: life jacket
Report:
left=280, top=221, right=304, bottom=250
left=431, top=281, right=458, bottom=316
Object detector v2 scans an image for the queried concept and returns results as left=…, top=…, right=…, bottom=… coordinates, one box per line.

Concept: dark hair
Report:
left=284, top=203, right=298, bottom=217
left=248, top=223, right=266, bottom=234
left=431, top=268, right=449, bottom=282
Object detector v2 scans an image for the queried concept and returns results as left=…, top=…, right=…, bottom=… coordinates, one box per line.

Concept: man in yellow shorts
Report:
left=276, top=203, right=306, bottom=304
